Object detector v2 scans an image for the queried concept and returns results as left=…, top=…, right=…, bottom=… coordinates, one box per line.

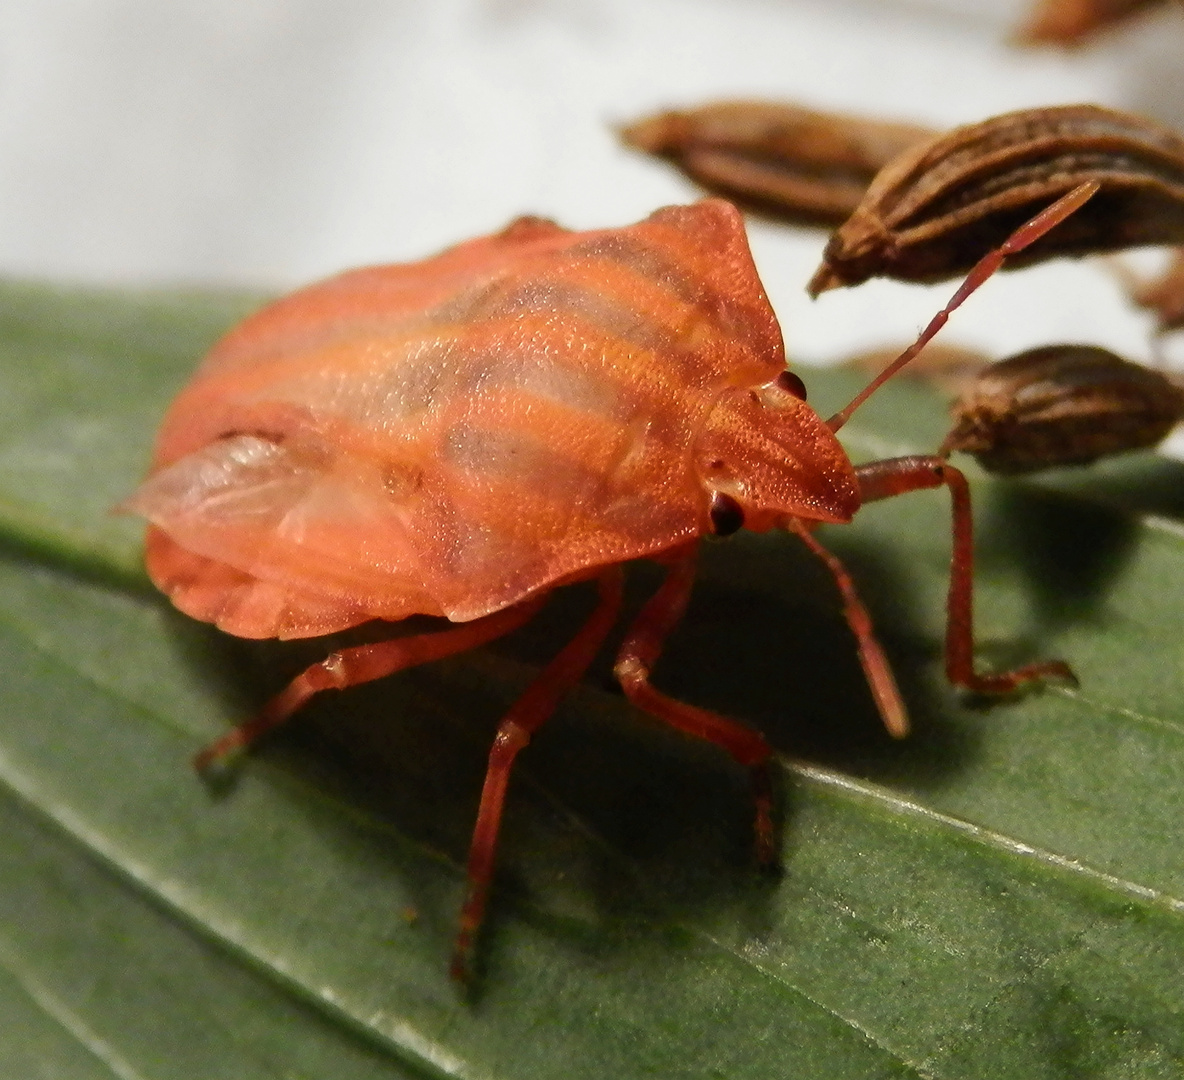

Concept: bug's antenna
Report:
left=827, top=180, right=1099, bottom=433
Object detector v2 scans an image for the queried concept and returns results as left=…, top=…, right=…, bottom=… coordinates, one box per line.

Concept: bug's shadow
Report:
left=977, top=483, right=1139, bottom=636
left=974, top=452, right=1184, bottom=634
left=163, top=566, right=882, bottom=979
left=169, top=592, right=798, bottom=980
left=680, top=533, right=980, bottom=786
left=1035, top=451, right=1184, bottom=521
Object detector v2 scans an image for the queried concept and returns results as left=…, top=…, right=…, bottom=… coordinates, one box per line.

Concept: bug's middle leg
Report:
left=612, top=542, right=776, bottom=866
left=451, top=565, right=626, bottom=982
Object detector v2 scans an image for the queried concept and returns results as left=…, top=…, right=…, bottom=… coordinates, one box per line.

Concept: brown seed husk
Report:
left=942, top=344, right=1184, bottom=474
left=1015, top=0, right=1168, bottom=48
left=808, top=104, right=1184, bottom=295
left=1133, top=246, right=1184, bottom=330
left=620, top=101, right=936, bottom=228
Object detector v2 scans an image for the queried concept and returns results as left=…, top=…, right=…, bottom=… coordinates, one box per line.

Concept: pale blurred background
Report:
left=2, top=0, right=1184, bottom=367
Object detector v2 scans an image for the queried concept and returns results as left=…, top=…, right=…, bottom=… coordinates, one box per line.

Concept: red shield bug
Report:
left=123, top=183, right=1095, bottom=980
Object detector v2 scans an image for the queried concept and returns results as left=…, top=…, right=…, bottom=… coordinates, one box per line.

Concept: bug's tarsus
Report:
left=193, top=727, right=256, bottom=775
left=612, top=542, right=777, bottom=865
left=827, top=180, right=1101, bottom=433
left=450, top=567, right=626, bottom=983
left=784, top=518, right=909, bottom=738
left=855, top=455, right=1078, bottom=693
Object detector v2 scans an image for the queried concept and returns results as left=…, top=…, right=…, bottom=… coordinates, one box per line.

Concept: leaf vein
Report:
left=0, top=932, right=152, bottom=1080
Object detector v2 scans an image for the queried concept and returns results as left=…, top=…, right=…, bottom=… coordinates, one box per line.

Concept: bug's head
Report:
left=695, top=369, right=860, bottom=535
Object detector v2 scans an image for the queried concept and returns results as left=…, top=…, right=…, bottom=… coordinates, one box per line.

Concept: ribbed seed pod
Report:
left=808, top=104, right=1184, bottom=295
left=1015, top=0, right=1169, bottom=47
left=620, top=100, right=936, bottom=228
left=942, top=344, right=1184, bottom=474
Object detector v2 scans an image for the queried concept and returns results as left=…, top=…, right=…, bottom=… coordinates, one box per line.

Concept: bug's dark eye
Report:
left=709, top=491, right=745, bottom=536
left=775, top=370, right=807, bottom=400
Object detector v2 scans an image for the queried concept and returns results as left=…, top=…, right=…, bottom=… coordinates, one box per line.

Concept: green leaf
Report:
left=1, top=280, right=1182, bottom=1078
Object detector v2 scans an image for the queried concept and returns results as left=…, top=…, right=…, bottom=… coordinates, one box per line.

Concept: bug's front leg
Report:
left=783, top=517, right=909, bottom=738
left=855, top=455, right=1077, bottom=693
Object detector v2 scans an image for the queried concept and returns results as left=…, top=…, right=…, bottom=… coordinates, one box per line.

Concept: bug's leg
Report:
left=193, top=597, right=548, bottom=772
left=612, top=542, right=776, bottom=866
left=451, top=566, right=626, bottom=983
left=855, top=455, right=1077, bottom=693
left=783, top=517, right=909, bottom=738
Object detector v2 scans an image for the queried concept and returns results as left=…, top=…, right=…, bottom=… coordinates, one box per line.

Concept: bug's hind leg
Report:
left=451, top=566, right=626, bottom=983
left=855, top=454, right=1077, bottom=693
left=612, top=542, right=776, bottom=867
left=193, top=597, right=548, bottom=772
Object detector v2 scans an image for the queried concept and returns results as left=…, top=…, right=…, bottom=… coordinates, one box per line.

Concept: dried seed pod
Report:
left=620, top=100, right=936, bottom=228
left=941, top=344, right=1184, bottom=474
left=1015, top=0, right=1169, bottom=47
left=808, top=104, right=1184, bottom=296
left=1132, top=246, right=1184, bottom=331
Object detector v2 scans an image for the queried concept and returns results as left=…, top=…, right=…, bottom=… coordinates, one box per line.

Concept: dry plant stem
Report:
left=1016, top=0, right=1170, bottom=46
left=1134, top=247, right=1184, bottom=331
left=451, top=567, right=626, bottom=982
left=855, top=457, right=1077, bottom=693
left=827, top=181, right=1100, bottom=432
left=192, top=597, right=548, bottom=771
left=808, top=105, right=1184, bottom=295
left=621, top=101, right=936, bottom=228
left=941, top=344, right=1184, bottom=474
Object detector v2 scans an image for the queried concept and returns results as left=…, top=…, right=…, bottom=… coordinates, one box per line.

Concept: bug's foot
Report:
left=449, top=943, right=474, bottom=986
left=449, top=881, right=489, bottom=985
left=960, top=658, right=1078, bottom=696
left=750, top=763, right=777, bottom=867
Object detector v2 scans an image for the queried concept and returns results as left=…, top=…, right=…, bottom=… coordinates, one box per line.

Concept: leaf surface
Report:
left=1, top=281, right=1182, bottom=1078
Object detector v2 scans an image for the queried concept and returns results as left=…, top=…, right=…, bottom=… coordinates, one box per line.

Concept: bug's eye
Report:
left=774, top=370, right=808, bottom=400
left=709, top=491, right=745, bottom=536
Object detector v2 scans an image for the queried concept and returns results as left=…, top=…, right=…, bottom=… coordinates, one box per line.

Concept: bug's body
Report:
left=126, top=190, right=1089, bottom=979
left=131, top=202, right=855, bottom=639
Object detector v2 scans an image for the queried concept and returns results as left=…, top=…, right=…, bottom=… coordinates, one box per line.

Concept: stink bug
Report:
left=124, top=184, right=1093, bottom=979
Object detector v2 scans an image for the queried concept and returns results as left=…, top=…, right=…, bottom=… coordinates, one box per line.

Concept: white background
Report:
left=2, top=0, right=1184, bottom=368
